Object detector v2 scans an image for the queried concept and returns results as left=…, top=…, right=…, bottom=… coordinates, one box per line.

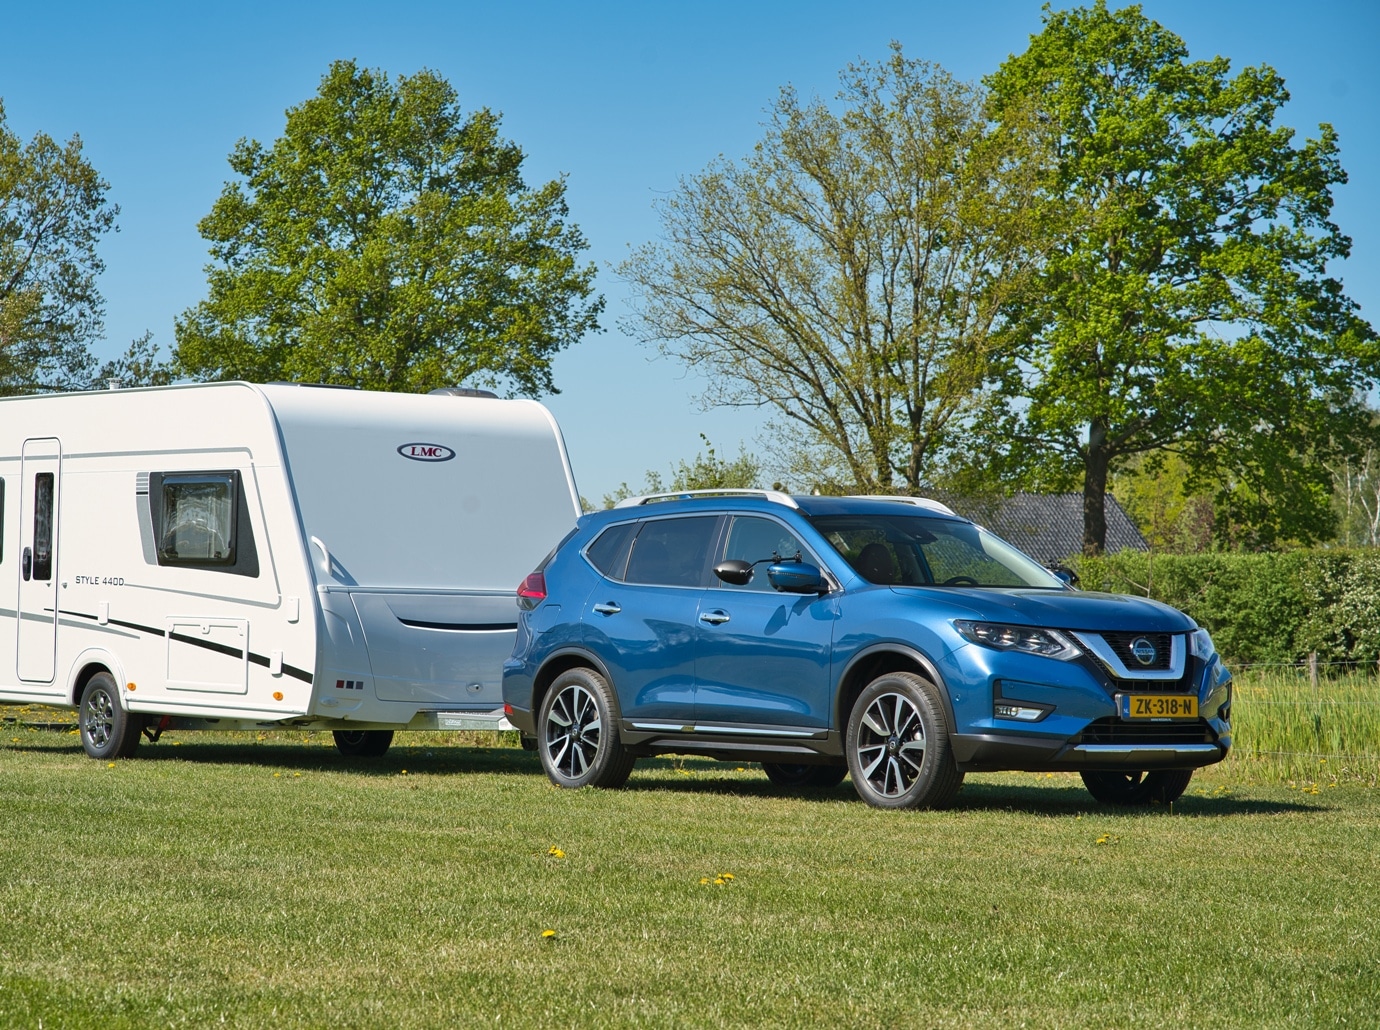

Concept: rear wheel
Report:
left=537, top=668, right=634, bottom=789
left=845, top=672, right=963, bottom=809
left=1081, top=769, right=1193, bottom=805
left=333, top=729, right=394, bottom=757
left=79, top=673, right=142, bottom=759
left=761, top=762, right=847, bottom=790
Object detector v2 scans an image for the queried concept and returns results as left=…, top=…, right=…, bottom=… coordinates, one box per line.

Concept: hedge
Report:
left=1070, top=549, right=1380, bottom=671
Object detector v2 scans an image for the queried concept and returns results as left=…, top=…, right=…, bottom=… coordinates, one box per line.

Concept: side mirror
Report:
left=1048, top=564, right=1080, bottom=588
left=713, top=559, right=754, bottom=586
left=767, top=561, right=827, bottom=594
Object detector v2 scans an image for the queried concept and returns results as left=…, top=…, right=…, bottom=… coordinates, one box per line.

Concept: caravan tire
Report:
left=333, top=729, right=394, bottom=757
left=79, top=673, right=142, bottom=760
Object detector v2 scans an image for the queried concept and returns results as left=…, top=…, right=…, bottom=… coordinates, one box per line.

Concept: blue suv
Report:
left=502, top=491, right=1231, bottom=808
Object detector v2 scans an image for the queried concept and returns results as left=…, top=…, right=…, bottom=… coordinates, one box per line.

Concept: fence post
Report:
left=1309, top=651, right=1319, bottom=688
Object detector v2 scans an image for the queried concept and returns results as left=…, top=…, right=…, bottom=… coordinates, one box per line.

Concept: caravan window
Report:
left=158, top=474, right=237, bottom=565
left=144, top=470, right=258, bottom=576
left=33, top=473, right=53, bottom=580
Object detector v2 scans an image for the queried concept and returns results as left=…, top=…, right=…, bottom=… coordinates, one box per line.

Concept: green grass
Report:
left=2, top=714, right=1378, bottom=1027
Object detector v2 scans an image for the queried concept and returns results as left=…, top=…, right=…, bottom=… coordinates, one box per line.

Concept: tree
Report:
left=175, top=61, right=602, bottom=395
left=0, top=99, right=119, bottom=394
left=601, top=436, right=761, bottom=508
left=619, top=47, right=1049, bottom=494
left=984, top=1, right=1380, bottom=554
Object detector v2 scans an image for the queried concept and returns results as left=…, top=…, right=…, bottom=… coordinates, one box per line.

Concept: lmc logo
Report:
left=398, top=442, right=455, bottom=462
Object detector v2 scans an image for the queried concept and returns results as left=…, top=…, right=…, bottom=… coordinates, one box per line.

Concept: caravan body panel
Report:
left=0, top=382, right=581, bottom=744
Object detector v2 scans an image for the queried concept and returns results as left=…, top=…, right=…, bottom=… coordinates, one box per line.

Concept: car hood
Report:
left=903, top=587, right=1195, bottom=633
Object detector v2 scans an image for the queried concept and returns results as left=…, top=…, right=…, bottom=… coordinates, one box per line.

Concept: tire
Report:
left=79, top=673, right=142, bottom=760
left=333, top=729, right=394, bottom=757
left=519, top=735, right=539, bottom=752
left=537, top=668, right=635, bottom=789
left=845, top=672, right=963, bottom=809
left=1081, top=769, right=1193, bottom=806
left=762, top=762, right=847, bottom=790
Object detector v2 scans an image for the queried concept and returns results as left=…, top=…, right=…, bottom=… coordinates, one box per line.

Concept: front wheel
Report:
left=845, top=672, right=963, bottom=809
left=762, top=762, right=847, bottom=790
left=333, top=729, right=394, bottom=757
left=79, top=673, right=142, bottom=759
left=537, top=668, right=635, bottom=789
left=1081, top=769, right=1193, bottom=805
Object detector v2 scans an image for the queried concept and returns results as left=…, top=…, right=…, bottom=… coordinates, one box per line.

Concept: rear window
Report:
left=584, top=522, right=637, bottom=579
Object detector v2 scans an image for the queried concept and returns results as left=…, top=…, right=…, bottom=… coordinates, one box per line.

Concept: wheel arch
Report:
left=532, top=648, right=617, bottom=723
left=835, top=644, right=957, bottom=736
left=65, top=649, right=128, bottom=707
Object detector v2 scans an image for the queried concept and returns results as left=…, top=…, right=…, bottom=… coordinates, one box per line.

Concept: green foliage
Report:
left=984, top=2, right=1380, bottom=554
left=602, top=435, right=760, bottom=507
left=95, top=330, right=175, bottom=388
left=0, top=99, right=119, bottom=394
left=1073, top=548, right=1380, bottom=668
left=175, top=61, right=602, bottom=395
left=620, top=46, right=1049, bottom=493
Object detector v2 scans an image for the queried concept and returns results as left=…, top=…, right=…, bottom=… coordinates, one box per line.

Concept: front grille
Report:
left=1077, top=718, right=1214, bottom=747
left=1099, top=631, right=1174, bottom=672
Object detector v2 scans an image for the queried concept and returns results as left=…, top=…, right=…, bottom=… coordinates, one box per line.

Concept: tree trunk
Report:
left=1083, top=420, right=1110, bottom=556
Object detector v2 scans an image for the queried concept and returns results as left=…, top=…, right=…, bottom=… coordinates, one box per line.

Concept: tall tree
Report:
left=0, top=99, right=118, bottom=394
left=985, top=1, right=1380, bottom=554
left=620, top=47, right=1049, bottom=493
left=176, top=61, right=602, bottom=395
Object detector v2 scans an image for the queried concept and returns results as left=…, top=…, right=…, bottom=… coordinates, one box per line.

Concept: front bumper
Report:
left=951, top=730, right=1227, bottom=773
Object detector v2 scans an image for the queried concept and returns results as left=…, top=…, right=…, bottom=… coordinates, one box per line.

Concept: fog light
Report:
left=994, top=703, right=1045, bottom=722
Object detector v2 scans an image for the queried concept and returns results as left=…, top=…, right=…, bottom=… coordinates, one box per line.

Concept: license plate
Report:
left=1120, top=694, right=1198, bottom=720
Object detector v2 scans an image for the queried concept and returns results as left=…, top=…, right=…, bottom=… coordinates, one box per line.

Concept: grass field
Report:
left=2, top=673, right=1377, bottom=1028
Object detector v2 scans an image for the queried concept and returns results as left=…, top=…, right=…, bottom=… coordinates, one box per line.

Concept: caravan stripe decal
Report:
left=57, top=609, right=315, bottom=684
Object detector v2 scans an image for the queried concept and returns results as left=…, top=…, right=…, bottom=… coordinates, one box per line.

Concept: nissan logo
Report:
left=397, top=442, right=455, bottom=462
left=1130, top=637, right=1158, bottom=666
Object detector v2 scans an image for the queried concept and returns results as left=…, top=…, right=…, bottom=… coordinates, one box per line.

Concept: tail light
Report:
left=517, top=571, right=547, bottom=610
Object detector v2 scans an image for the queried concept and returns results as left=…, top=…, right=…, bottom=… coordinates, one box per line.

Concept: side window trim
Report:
left=142, top=469, right=260, bottom=578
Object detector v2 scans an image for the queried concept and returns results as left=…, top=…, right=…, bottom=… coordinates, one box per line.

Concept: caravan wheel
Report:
left=79, top=673, right=142, bottom=760
left=332, top=729, right=394, bottom=757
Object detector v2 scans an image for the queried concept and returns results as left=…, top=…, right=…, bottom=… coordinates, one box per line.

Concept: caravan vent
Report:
left=136, top=472, right=150, bottom=496
left=428, top=387, right=499, bottom=399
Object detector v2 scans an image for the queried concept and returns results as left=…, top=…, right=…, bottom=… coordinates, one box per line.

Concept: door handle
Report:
left=592, top=602, right=621, bottom=615
left=699, top=610, right=730, bottom=625
left=21, top=546, right=32, bottom=582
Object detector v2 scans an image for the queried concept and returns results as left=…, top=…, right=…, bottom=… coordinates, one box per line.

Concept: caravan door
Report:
left=17, top=438, right=61, bottom=683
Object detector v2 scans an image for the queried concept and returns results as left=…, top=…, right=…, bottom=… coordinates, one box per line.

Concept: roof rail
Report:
left=613, top=488, right=800, bottom=509
left=843, top=494, right=957, bottom=516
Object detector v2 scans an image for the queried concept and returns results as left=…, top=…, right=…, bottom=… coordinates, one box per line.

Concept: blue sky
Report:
left=3, top=0, right=1376, bottom=502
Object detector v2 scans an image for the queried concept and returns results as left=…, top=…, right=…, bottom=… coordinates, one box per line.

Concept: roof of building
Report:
left=938, top=491, right=1149, bottom=564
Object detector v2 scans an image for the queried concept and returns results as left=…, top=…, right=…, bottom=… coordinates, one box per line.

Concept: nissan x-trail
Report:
left=502, top=491, right=1231, bottom=808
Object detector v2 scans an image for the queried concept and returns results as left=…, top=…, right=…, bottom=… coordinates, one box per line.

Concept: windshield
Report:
left=810, top=513, right=1064, bottom=589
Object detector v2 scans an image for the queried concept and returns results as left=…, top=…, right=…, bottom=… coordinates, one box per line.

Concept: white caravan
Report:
left=0, top=382, right=581, bottom=759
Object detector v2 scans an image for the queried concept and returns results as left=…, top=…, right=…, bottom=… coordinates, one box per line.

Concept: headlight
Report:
left=1189, top=627, right=1216, bottom=660
left=954, top=621, right=1083, bottom=661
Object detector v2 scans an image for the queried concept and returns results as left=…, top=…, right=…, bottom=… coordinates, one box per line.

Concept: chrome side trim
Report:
left=1073, top=632, right=1186, bottom=680
left=627, top=721, right=817, bottom=738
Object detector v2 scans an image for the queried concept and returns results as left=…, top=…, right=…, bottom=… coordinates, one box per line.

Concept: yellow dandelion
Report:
left=1095, top=833, right=1117, bottom=845
left=541, top=929, right=556, bottom=939
left=547, top=847, right=566, bottom=859
left=106, top=762, right=115, bottom=769
left=719, top=873, right=735, bottom=880
left=699, top=877, right=712, bottom=885
left=713, top=877, right=726, bottom=886
left=273, top=772, right=281, bottom=778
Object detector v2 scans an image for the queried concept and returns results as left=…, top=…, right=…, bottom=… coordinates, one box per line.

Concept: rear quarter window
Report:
left=584, top=521, right=637, bottom=579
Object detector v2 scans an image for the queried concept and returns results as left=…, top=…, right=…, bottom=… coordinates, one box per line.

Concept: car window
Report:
left=719, top=516, right=814, bottom=592
left=584, top=521, right=637, bottom=579
left=624, top=516, right=719, bottom=587
left=812, top=513, right=1061, bottom=588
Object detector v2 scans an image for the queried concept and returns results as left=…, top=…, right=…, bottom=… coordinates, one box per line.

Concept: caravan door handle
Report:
left=21, top=547, right=32, bottom=581
left=591, top=602, right=621, bottom=615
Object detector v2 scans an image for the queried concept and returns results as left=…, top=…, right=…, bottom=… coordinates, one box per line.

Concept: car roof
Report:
left=580, top=491, right=973, bottom=530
